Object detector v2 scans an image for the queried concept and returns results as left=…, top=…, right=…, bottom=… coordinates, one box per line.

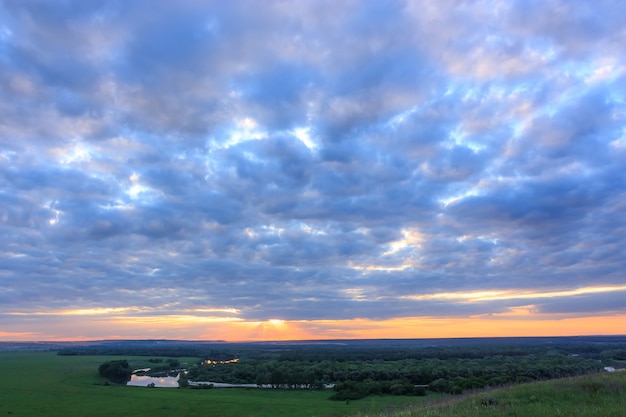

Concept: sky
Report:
left=1, top=0, right=625, bottom=342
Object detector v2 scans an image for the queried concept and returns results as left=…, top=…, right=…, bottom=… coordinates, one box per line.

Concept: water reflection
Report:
left=127, top=373, right=180, bottom=388
left=202, top=358, right=239, bottom=365
left=126, top=357, right=239, bottom=388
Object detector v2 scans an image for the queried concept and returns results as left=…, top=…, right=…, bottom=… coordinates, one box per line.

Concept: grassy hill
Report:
left=350, top=371, right=626, bottom=417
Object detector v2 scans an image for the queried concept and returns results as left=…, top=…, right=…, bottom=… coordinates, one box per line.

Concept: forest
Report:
left=77, top=336, right=626, bottom=401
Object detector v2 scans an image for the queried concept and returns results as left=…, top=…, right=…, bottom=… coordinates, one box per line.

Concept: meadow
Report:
left=351, top=371, right=626, bottom=417
left=0, top=351, right=422, bottom=417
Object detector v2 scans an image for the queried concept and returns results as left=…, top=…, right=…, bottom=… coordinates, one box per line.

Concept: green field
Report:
left=0, top=351, right=423, bottom=417
left=350, top=371, right=626, bottom=417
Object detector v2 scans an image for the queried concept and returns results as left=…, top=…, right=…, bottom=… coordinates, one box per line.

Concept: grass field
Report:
left=0, top=351, right=424, bottom=417
left=348, top=371, right=626, bottom=417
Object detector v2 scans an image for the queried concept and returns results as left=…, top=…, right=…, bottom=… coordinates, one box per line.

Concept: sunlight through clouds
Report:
left=56, top=142, right=93, bottom=165
left=210, top=117, right=269, bottom=150
left=383, top=229, right=424, bottom=256
left=1, top=0, right=625, bottom=341
left=402, top=285, right=626, bottom=303
left=292, top=126, right=317, bottom=151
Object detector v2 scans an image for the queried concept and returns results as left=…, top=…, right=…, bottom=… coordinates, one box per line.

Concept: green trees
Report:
left=330, top=379, right=427, bottom=400
left=601, top=349, right=626, bottom=364
left=98, top=360, right=132, bottom=383
left=167, top=358, right=180, bottom=368
left=429, top=378, right=451, bottom=393
left=181, top=348, right=601, bottom=397
left=329, top=380, right=368, bottom=400
left=92, top=339, right=619, bottom=399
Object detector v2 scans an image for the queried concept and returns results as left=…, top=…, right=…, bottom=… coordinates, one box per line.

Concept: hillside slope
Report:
left=351, top=371, right=626, bottom=417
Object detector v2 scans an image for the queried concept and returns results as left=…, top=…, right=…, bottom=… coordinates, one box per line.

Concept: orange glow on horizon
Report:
left=3, top=313, right=625, bottom=342
left=5, top=283, right=624, bottom=342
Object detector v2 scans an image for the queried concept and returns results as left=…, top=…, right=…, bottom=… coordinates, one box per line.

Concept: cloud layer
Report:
left=1, top=0, right=625, bottom=339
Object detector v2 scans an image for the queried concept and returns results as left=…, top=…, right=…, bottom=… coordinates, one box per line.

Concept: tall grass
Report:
left=349, top=372, right=626, bottom=417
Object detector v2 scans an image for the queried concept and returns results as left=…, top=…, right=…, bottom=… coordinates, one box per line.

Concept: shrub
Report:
left=98, top=360, right=132, bottom=383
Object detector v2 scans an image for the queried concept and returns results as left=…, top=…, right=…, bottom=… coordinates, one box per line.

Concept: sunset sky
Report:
left=1, top=0, right=625, bottom=342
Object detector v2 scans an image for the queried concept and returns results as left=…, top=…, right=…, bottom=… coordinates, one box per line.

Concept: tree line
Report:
left=180, top=349, right=602, bottom=399
left=93, top=338, right=626, bottom=400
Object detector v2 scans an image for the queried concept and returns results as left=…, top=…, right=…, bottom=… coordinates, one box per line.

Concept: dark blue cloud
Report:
left=1, top=0, right=625, bottom=336
left=236, top=63, right=318, bottom=129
